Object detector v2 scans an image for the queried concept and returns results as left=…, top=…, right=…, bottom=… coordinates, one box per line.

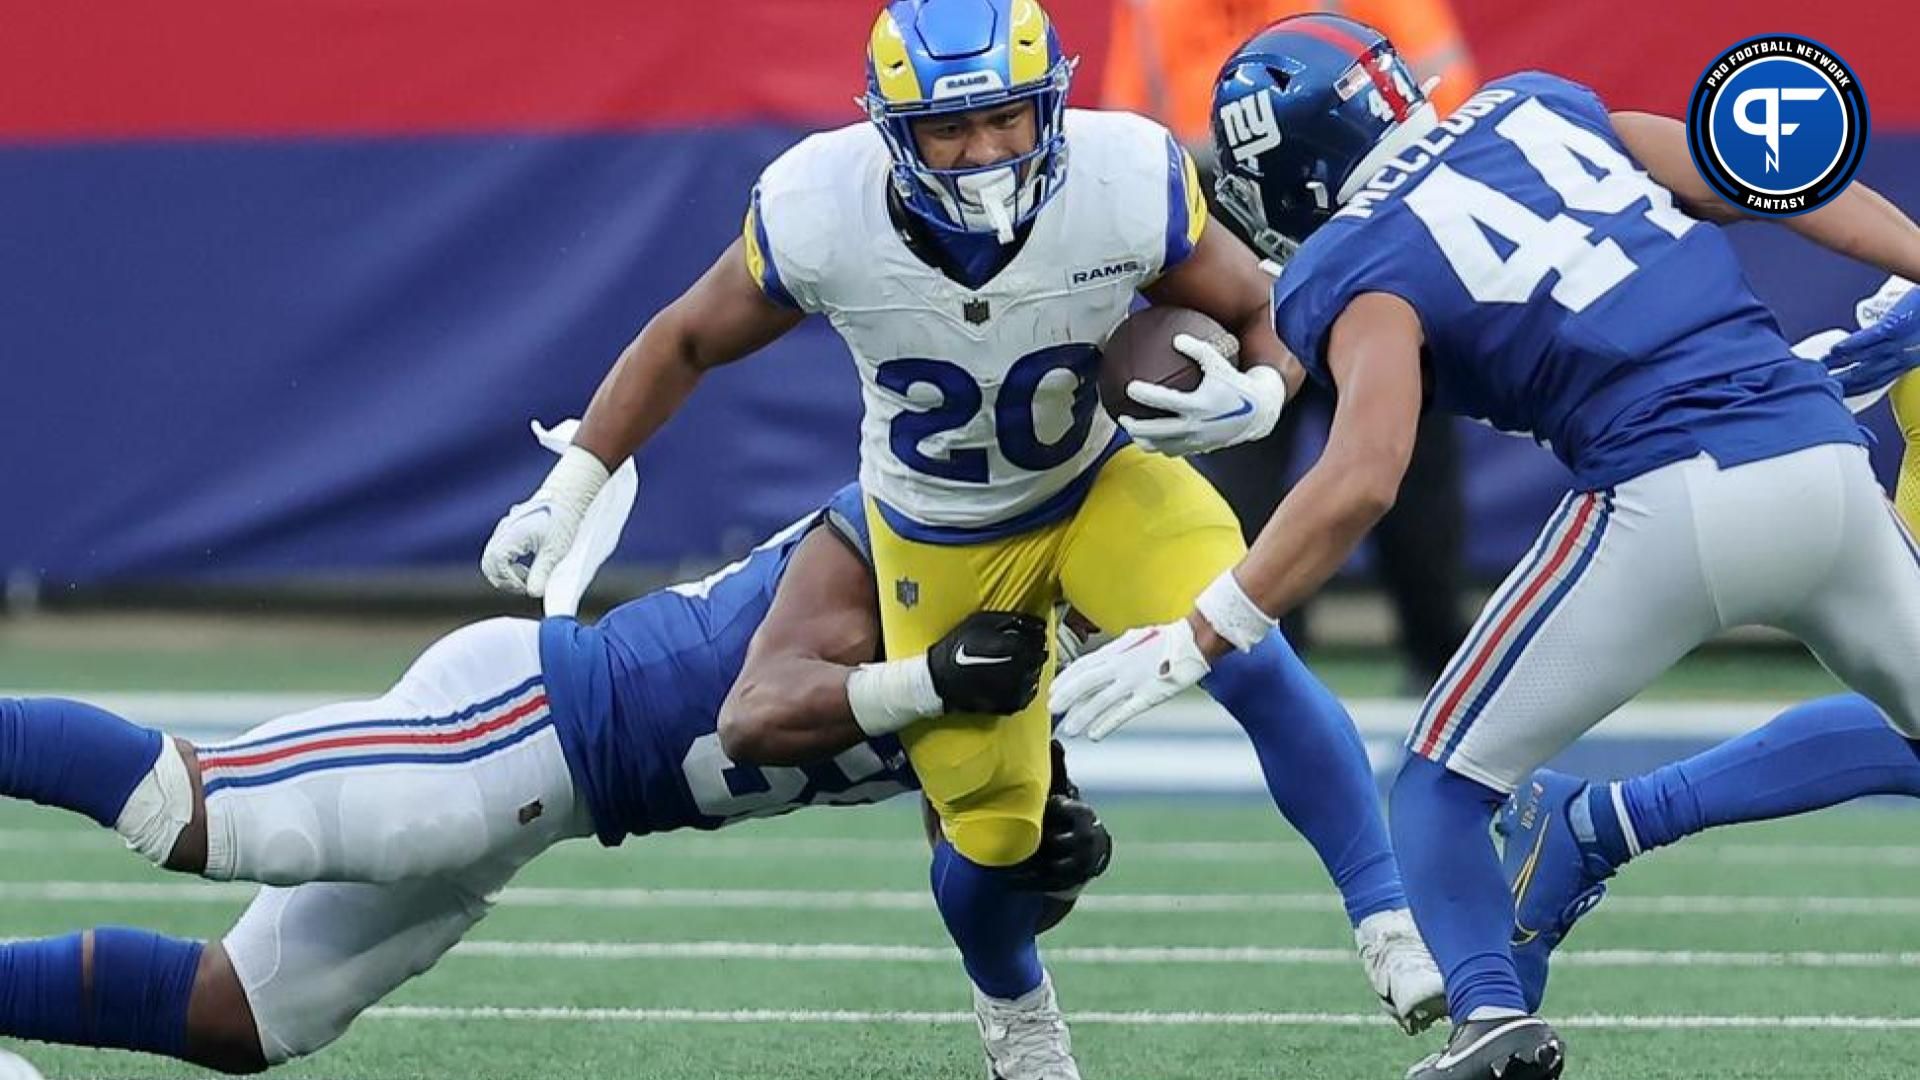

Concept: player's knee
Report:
left=185, top=946, right=270, bottom=1074
left=118, top=737, right=205, bottom=873
left=945, top=811, right=1043, bottom=867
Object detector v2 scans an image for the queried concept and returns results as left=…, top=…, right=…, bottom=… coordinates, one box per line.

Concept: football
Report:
left=0, top=1050, right=45, bottom=1080
left=1097, top=305, right=1238, bottom=421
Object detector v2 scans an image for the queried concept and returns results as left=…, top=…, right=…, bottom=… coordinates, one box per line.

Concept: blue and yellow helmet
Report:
left=864, top=0, right=1075, bottom=240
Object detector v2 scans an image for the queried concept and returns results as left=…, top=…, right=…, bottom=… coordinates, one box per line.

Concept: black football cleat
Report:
left=1405, top=1016, right=1565, bottom=1080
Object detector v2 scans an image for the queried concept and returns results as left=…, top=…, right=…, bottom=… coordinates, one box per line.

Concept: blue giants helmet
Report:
left=864, top=0, right=1075, bottom=241
left=1210, top=14, right=1434, bottom=262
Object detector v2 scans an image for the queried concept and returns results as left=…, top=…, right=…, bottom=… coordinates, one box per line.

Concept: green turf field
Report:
left=2, top=794, right=1916, bottom=1079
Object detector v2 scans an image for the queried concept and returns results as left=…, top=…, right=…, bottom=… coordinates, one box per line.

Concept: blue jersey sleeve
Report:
left=1271, top=223, right=1442, bottom=390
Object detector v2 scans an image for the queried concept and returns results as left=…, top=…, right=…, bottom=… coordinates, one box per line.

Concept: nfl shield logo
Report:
left=962, top=298, right=990, bottom=325
left=895, top=577, right=920, bottom=609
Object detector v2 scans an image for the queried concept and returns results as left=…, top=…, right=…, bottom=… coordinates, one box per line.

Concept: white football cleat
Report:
left=1357, top=908, right=1449, bottom=1035
left=973, top=972, right=1082, bottom=1080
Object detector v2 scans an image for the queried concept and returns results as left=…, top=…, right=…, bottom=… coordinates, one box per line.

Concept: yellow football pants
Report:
left=866, top=445, right=1246, bottom=866
left=1893, top=371, right=1920, bottom=534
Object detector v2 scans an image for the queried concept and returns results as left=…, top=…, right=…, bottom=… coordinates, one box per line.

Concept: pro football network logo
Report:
left=1686, top=34, right=1868, bottom=216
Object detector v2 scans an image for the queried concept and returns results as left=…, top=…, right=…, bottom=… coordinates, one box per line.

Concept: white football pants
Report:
left=1408, top=443, right=1920, bottom=792
left=205, top=617, right=592, bottom=1063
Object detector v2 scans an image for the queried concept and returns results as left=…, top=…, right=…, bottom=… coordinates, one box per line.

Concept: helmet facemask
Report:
left=866, top=58, right=1075, bottom=243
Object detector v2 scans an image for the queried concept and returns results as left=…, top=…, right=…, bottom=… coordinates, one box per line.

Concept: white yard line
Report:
left=362, top=1005, right=1920, bottom=1031
left=447, top=940, right=1920, bottom=970
left=3, top=881, right=1919, bottom=916
left=8, top=830, right=1920, bottom=868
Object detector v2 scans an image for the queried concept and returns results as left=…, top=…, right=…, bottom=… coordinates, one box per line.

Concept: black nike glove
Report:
left=927, top=610, right=1049, bottom=715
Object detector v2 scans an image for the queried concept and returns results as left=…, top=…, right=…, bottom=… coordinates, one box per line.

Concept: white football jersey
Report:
left=747, top=109, right=1205, bottom=534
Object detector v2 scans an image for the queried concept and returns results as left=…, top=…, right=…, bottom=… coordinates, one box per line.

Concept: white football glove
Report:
left=1119, top=333, right=1286, bottom=457
left=1051, top=617, right=1211, bottom=741
left=481, top=444, right=610, bottom=598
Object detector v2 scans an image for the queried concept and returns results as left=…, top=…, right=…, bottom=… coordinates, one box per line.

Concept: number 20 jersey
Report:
left=1272, top=72, right=1863, bottom=490
left=747, top=110, right=1204, bottom=538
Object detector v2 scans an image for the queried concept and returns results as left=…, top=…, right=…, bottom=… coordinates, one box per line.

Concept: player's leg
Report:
left=0, top=617, right=590, bottom=1070
left=1061, top=447, right=1403, bottom=918
left=198, top=618, right=566, bottom=885
left=1391, top=475, right=1721, bottom=1047
left=1496, top=444, right=1920, bottom=1013
left=1057, top=446, right=1441, bottom=1026
left=863, top=501, right=1069, bottom=1075
left=1889, top=369, right=1920, bottom=530
left=0, top=696, right=201, bottom=870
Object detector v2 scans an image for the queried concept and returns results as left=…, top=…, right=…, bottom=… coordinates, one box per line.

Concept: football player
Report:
left=1049, top=13, right=1920, bottom=1079
left=0, top=482, right=1111, bottom=1075
left=480, top=2, right=1443, bottom=1072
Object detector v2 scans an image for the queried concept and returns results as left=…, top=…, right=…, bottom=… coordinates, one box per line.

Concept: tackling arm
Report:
left=718, top=526, right=1049, bottom=766
left=716, top=527, right=883, bottom=765
left=1612, top=111, right=1920, bottom=280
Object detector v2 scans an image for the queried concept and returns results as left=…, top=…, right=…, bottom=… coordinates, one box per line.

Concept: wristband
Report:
left=1194, top=569, right=1277, bottom=652
left=847, top=656, right=944, bottom=737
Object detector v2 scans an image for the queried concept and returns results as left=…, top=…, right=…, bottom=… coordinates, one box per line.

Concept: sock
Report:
left=89, top=928, right=204, bottom=1055
left=1390, top=755, right=1528, bottom=1019
left=1588, top=694, right=1920, bottom=869
left=0, top=698, right=164, bottom=826
left=1204, top=632, right=1405, bottom=924
left=930, top=840, right=1045, bottom=1000
left=0, top=934, right=86, bottom=1045
left=0, top=928, right=201, bottom=1056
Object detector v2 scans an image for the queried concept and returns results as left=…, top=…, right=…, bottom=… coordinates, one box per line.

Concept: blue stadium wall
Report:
left=1, top=1, right=1912, bottom=586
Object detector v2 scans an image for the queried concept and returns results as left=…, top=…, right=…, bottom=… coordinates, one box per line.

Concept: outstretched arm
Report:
left=1612, top=111, right=1920, bottom=280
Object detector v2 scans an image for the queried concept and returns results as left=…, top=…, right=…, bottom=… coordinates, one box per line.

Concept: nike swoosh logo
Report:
left=1433, top=1018, right=1548, bottom=1070
left=1508, top=812, right=1554, bottom=946
left=953, top=647, right=1013, bottom=666
left=1202, top=398, right=1253, bottom=422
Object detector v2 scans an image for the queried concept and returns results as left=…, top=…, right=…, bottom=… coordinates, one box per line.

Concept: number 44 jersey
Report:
left=747, top=110, right=1205, bottom=538
left=1273, top=72, right=1863, bottom=490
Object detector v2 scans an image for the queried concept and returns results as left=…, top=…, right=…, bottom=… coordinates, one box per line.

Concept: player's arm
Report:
left=717, top=529, right=1047, bottom=766
left=1144, top=219, right=1307, bottom=394
left=1613, top=111, right=1920, bottom=279
left=1121, top=221, right=1304, bottom=457
left=481, top=237, right=804, bottom=596
left=1199, top=293, right=1425, bottom=654
left=573, top=238, right=805, bottom=467
left=1051, top=292, right=1423, bottom=740
left=717, top=526, right=884, bottom=765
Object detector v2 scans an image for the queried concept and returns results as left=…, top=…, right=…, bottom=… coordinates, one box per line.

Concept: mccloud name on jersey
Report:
left=1334, top=88, right=1518, bottom=222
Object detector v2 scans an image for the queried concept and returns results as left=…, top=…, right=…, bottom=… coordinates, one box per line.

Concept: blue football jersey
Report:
left=539, top=483, right=919, bottom=846
left=1272, top=72, right=1862, bottom=489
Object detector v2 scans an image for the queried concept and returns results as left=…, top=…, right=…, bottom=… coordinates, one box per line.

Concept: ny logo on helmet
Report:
left=1219, top=92, right=1282, bottom=167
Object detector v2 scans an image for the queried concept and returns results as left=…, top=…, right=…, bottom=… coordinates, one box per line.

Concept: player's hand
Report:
left=928, top=611, right=1049, bottom=715
left=1118, top=333, right=1286, bottom=457
left=1825, top=283, right=1920, bottom=399
left=1009, top=792, right=1113, bottom=896
left=1051, top=617, right=1209, bottom=741
left=480, top=446, right=610, bottom=597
